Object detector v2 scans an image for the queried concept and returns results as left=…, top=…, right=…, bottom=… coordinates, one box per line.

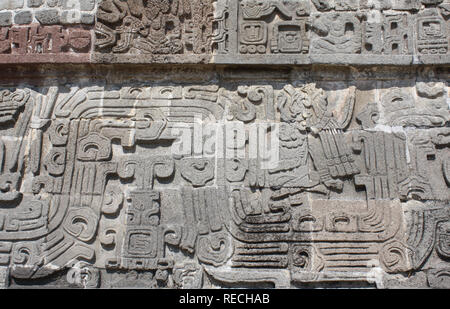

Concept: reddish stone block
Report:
left=0, top=23, right=92, bottom=63
left=68, top=30, right=91, bottom=51
left=0, top=28, right=10, bottom=53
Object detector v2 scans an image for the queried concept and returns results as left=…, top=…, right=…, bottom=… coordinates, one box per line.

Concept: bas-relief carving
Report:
left=0, top=68, right=447, bottom=288
left=0, top=0, right=448, bottom=64
left=237, top=0, right=310, bottom=55
left=0, top=24, right=91, bottom=54
left=95, top=0, right=214, bottom=54
left=0, top=0, right=448, bottom=290
left=89, top=0, right=450, bottom=61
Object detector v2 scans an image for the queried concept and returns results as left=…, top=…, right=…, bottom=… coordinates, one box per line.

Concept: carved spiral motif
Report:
left=153, top=159, right=175, bottom=179
left=10, top=242, right=42, bottom=279
left=12, top=246, right=32, bottom=266
left=101, top=184, right=123, bottom=215
left=44, top=148, right=66, bottom=176
left=63, top=208, right=99, bottom=242
left=197, top=232, right=233, bottom=267
left=291, top=246, right=310, bottom=269
left=0, top=89, right=29, bottom=106
left=48, top=119, right=70, bottom=146
left=99, top=227, right=117, bottom=248
left=117, top=160, right=138, bottom=179
left=379, top=240, right=412, bottom=273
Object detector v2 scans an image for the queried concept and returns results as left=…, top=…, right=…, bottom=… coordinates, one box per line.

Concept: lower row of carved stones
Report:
left=0, top=74, right=448, bottom=288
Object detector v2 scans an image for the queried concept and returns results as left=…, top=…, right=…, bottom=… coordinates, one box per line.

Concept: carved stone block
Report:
left=0, top=0, right=448, bottom=291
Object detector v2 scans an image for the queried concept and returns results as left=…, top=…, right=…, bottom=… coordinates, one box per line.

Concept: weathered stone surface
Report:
left=0, top=0, right=24, bottom=10
left=0, top=0, right=447, bottom=64
left=89, top=0, right=450, bottom=64
left=79, top=0, right=95, bottom=11
left=0, top=0, right=448, bottom=291
left=79, top=13, right=94, bottom=24
left=46, top=0, right=61, bottom=7
left=0, top=13, right=12, bottom=27
left=94, top=0, right=214, bottom=63
left=391, top=0, right=421, bottom=10
left=14, top=11, right=33, bottom=25
left=0, top=24, right=92, bottom=63
left=0, top=64, right=446, bottom=289
left=27, top=0, right=43, bottom=7
left=35, top=9, right=60, bottom=25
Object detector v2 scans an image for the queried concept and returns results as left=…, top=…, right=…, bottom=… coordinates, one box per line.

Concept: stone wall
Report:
left=0, top=0, right=448, bottom=289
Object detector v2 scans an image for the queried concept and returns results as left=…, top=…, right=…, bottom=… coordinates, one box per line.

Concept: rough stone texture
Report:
left=89, top=0, right=450, bottom=64
left=0, top=24, right=92, bottom=63
left=1, top=0, right=98, bottom=28
left=27, top=0, right=44, bottom=7
left=46, top=0, right=61, bottom=7
left=66, top=0, right=95, bottom=11
left=94, top=0, right=214, bottom=60
left=14, top=11, right=33, bottom=25
left=0, top=13, right=12, bottom=27
left=79, top=13, right=94, bottom=24
left=35, top=9, right=60, bottom=24
left=0, top=0, right=24, bottom=10
left=0, top=0, right=448, bottom=290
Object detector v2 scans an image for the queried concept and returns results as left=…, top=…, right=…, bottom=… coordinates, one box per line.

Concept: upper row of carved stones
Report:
left=0, top=0, right=449, bottom=63
left=94, top=0, right=450, bottom=57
